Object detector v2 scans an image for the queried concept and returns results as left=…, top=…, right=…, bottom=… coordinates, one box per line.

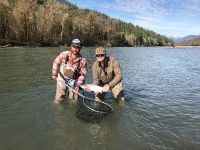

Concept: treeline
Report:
left=0, top=0, right=174, bottom=47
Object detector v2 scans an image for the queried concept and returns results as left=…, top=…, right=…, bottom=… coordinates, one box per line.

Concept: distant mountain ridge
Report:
left=173, top=35, right=200, bottom=44
left=178, top=36, right=200, bottom=46
left=57, top=0, right=70, bottom=4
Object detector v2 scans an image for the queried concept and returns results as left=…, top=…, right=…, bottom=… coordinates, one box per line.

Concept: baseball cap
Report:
left=71, top=39, right=82, bottom=47
left=96, top=47, right=106, bottom=55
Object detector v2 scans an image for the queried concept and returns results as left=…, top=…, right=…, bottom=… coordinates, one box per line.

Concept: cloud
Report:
left=107, top=0, right=200, bottom=36
left=112, top=0, right=200, bottom=17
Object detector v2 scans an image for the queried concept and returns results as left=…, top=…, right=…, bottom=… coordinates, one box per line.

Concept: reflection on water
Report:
left=0, top=47, right=200, bottom=150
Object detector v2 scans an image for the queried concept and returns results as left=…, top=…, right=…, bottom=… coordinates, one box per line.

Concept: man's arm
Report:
left=108, top=59, right=122, bottom=88
left=52, top=51, right=68, bottom=79
left=92, top=62, right=99, bottom=85
left=76, top=58, right=87, bottom=85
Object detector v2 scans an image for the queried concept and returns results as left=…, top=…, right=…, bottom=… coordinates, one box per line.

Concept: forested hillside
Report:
left=0, top=0, right=174, bottom=47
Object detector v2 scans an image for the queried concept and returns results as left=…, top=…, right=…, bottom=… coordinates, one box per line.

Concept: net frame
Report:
left=59, top=73, right=113, bottom=122
left=81, top=96, right=113, bottom=114
left=76, top=96, right=113, bottom=122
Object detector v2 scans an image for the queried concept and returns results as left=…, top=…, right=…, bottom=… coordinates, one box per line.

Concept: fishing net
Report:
left=59, top=75, right=113, bottom=122
left=76, top=96, right=113, bottom=123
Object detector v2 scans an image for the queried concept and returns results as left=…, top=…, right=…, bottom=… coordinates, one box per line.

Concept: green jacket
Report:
left=92, top=56, right=122, bottom=88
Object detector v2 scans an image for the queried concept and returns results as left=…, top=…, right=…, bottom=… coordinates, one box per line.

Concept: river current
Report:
left=0, top=47, right=200, bottom=150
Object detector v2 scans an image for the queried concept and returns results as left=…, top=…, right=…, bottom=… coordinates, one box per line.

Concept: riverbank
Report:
left=0, top=44, right=12, bottom=48
left=174, top=45, right=200, bottom=48
left=162, top=45, right=200, bottom=48
left=1, top=44, right=200, bottom=49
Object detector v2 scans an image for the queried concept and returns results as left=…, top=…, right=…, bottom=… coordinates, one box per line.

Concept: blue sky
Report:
left=67, top=0, right=200, bottom=38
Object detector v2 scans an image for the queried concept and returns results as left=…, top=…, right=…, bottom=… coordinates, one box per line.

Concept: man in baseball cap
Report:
left=52, top=38, right=87, bottom=103
left=85, top=46, right=125, bottom=103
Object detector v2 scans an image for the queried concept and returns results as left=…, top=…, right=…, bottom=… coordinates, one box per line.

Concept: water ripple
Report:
left=1, top=47, right=200, bottom=149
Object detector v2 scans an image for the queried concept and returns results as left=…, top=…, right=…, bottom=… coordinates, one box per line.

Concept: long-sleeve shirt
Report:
left=92, top=56, right=122, bottom=88
left=52, top=51, right=87, bottom=85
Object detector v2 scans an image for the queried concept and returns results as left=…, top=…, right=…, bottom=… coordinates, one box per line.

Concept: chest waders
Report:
left=61, top=55, right=82, bottom=89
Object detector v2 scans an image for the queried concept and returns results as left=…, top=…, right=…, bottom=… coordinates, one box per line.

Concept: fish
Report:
left=80, top=84, right=103, bottom=93
left=57, top=74, right=103, bottom=93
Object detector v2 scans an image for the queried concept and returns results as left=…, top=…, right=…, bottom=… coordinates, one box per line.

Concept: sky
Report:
left=67, top=0, right=200, bottom=38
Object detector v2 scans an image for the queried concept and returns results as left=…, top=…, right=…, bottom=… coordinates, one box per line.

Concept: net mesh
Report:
left=76, top=97, right=113, bottom=123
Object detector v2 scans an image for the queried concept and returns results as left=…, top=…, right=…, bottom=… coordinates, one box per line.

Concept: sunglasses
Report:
left=72, top=46, right=81, bottom=49
left=96, top=54, right=105, bottom=57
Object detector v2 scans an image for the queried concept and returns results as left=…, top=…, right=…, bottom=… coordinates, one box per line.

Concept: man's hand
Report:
left=102, top=84, right=110, bottom=92
left=75, top=84, right=80, bottom=92
left=52, top=75, right=57, bottom=80
left=85, top=84, right=91, bottom=92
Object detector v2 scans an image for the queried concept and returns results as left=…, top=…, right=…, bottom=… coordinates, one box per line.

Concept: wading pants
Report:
left=55, top=75, right=78, bottom=102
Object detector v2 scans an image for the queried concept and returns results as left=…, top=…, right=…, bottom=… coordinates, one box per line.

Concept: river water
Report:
left=0, top=47, right=200, bottom=150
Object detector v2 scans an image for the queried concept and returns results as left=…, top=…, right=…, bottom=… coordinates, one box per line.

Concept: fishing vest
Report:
left=98, top=57, right=115, bottom=84
left=61, top=53, right=82, bottom=79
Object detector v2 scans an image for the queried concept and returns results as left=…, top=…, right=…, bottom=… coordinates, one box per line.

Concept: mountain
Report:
left=178, top=37, right=200, bottom=46
left=173, top=35, right=200, bottom=44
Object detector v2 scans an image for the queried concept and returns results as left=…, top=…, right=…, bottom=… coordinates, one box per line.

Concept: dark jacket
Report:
left=92, top=56, right=122, bottom=88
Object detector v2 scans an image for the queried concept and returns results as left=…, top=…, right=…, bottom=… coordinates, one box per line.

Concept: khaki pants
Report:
left=55, top=81, right=78, bottom=102
left=95, top=82, right=125, bottom=102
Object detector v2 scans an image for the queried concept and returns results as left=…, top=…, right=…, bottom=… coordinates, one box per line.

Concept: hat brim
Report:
left=96, top=52, right=105, bottom=55
left=72, top=44, right=82, bottom=48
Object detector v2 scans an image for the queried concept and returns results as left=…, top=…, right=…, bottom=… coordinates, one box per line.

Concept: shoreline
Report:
left=1, top=44, right=200, bottom=49
left=161, top=45, right=200, bottom=48
left=174, top=45, right=200, bottom=48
